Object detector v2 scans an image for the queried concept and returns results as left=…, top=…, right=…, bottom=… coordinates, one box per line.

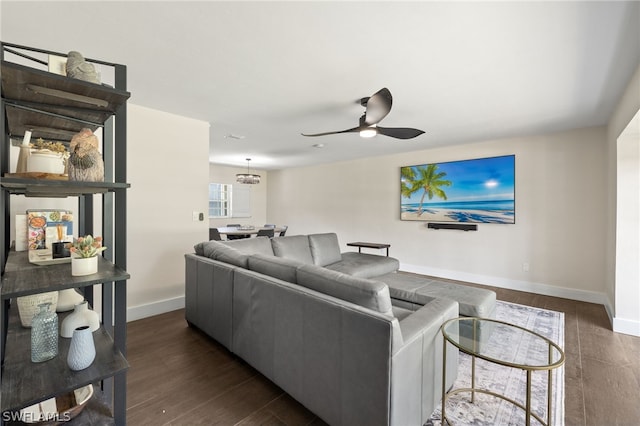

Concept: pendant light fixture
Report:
left=236, top=158, right=261, bottom=184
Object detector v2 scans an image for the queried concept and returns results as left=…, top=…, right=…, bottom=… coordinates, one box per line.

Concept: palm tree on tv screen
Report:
left=407, top=164, right=452, bottom=215
left=400, top=166, right=416, bottom=199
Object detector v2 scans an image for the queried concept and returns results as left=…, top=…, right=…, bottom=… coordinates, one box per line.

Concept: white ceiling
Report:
left=2, top=1, right=639, bottom=170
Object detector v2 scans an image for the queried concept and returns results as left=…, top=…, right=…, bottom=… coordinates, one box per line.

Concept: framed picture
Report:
left=26, top=209, right=74, bottom=264
left=401, top=155, right=515, bottom=224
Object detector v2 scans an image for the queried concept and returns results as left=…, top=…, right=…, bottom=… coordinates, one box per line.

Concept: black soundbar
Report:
left=427, top=223, right=478, bottom=231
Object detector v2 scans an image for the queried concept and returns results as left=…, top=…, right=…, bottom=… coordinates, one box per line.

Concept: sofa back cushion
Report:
left=221, top=237, right=275, bottom=256
left=247, top=254, right=303, bottom=283
left=308, top=233, right=342, bottom=267
left=296, top=264, right=394, bottom=317
left=201, top=240, right=249, bottom=268
left=194, top=241, right=207, bottom=256
left=271, top=235, right=314, bottom=264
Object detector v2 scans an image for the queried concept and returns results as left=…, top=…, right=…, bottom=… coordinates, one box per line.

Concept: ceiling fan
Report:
left=302, top=87, right=425, bottom=140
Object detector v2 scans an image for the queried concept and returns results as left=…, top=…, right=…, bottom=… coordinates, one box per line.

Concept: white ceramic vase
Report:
left=16, top=291, right=58, bottom=327
left=71, top=256, right=98, bottom=277
left=60, top=301, right=100, bottom=338
left=57, top=288, right=84, bottom=312
left=67, top=326, right=96, bottom=371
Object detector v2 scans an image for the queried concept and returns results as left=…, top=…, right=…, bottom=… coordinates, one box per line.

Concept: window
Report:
left=209, top=183, right=231, bottom=218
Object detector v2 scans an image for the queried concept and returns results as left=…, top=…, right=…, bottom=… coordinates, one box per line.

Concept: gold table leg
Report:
left=526, top=370, right=532, bottom=426
left=442, top=332, right=447, bottom=425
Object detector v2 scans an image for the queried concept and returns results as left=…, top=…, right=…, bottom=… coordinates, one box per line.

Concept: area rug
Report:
left=426, top=301, right=565, bottom=426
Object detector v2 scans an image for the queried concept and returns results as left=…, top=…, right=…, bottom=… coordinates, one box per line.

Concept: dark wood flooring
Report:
left=126, top=280, right=640, bottom=425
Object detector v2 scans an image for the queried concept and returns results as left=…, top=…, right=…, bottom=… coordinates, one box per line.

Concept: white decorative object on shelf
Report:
left=16, top=291, right=58, bottom=327
left=27, top=151, right=66, bottom=174
left=67, top=326, right=96, bottom=371
left=71, top=256, right=98, bottom=277
left=14, top=214, right=28, bottom=251
left=15, top=130, right=31, bottom=173
left=56, top=288, right=84, bottom=312
left=60, top=301, right=100, bottom=338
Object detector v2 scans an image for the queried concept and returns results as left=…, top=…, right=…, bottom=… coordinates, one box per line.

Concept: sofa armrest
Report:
left=396, top=298, right=458, bottom=352
left=185, top=253, right=235, bottom=350
left=390, top=297, right=459, bottom=426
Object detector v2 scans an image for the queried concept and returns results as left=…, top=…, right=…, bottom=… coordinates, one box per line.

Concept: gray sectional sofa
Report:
left=185, top=233, right=496, bottom=426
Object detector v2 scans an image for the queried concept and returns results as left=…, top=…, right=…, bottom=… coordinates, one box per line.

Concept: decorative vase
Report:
left=57, top=288, right=84, bottom=312
left=67, top=326, right=96, bottom=371
left=31, top=303, right=58, bottom=363
left=17, top=291, right=58, bottom=327
left=61, top=301, right=100, bottom=338
left=71, top=256, right=98, bottom=277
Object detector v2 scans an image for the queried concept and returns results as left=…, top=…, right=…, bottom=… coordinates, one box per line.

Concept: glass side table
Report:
left=441, top=317, right=565, bottom=426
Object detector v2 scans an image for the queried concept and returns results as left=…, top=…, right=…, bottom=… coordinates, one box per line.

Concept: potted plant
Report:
left=70, top=235, right=106, bottom=276
left=27, top=138, right=69, bottom=175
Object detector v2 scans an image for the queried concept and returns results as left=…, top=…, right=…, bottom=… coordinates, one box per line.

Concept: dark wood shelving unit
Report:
left=2, top=307, right=128, bottom=412
left=0, top=42, right=130, bottom=425
left=1, top=59, right=129, bottom=143
left=2, top=251, right=129, bottom=301
left=0, top=177, right=130, bottom=197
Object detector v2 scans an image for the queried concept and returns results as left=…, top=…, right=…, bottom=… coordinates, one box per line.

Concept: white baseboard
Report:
left=400, top=263, right=610, bottom=306
left=612, top=316, right=640, bottom=337
left=127, top=296, right=185, bottom=322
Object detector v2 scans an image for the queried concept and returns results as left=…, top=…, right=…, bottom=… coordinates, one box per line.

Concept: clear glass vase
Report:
left=31, top=302, right=58, bottom=363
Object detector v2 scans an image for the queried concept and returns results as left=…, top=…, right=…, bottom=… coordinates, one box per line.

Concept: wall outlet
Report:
left=522, top=262, right=530, bottom=272
left=192, top=211, right=200, bottom=222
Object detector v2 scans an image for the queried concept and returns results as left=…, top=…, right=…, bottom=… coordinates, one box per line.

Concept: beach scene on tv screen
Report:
left=401, top=155, right=515, bottom=224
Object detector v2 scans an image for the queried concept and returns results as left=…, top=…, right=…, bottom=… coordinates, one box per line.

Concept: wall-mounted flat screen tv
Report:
left=401, top=155, right=515, bottom=224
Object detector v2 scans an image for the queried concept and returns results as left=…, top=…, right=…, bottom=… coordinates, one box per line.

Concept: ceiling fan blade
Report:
left=301, top=127, right=361, bottom=137
left=376, top=126, right=425, bottom=139
left=363, top=88, right=392, bottom=125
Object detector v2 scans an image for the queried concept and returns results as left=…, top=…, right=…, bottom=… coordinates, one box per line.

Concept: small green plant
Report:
left=70, top=235, right=106, bottom=258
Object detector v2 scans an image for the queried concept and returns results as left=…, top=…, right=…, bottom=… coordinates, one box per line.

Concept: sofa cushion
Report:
left=199, top=240, right=224, bottom=258
left=194, top=241, right=207, bottom=256
left=325, top=252, right=400, bottom=278
left=271, top=235, right=314, bottom=264
left=247, top=254, right=304, bottom=283
left=377, top=272, right=496, bottom=318
left=201, top=240, right=249, bottom=268
left=296, top=264, right=394, bottom=317
left=308, top=233, right=342, bottom=267
left=221, top=237, right=275, bottom=256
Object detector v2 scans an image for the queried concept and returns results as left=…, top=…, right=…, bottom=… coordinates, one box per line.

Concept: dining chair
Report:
left=256, top=228, right=274, bottom=238
left=209, top=228, right=222, bottom=241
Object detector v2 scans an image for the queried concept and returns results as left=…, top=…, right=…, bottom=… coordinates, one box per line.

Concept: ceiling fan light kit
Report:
left=359, top=127, right=377, bottom=138
left=302, top=87, right=425, bottom=140
left=236, top=158, right=261, bottom=184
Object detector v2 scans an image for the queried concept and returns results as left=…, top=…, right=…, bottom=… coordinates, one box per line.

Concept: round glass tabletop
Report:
left=441, top=317, right=564, bottom=370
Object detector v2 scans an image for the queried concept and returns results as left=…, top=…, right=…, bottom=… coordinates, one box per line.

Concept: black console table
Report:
left=346, top=242, right=391, bottom=257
